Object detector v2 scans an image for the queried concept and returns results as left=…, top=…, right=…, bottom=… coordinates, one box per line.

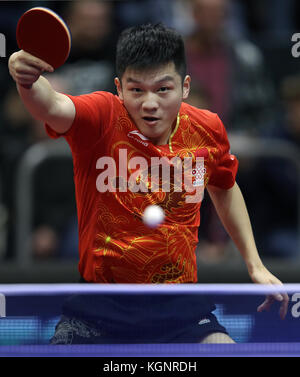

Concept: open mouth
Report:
left=142, top=116, right=160, bottom=123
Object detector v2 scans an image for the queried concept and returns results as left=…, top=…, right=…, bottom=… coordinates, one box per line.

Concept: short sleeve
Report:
left=45, top=91, right=115, bottom=155
left=208, top=115, right=238, bottom=189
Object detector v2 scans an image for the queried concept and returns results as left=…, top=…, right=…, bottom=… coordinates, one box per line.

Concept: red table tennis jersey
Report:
left=46, top=92, right=238, bottom=283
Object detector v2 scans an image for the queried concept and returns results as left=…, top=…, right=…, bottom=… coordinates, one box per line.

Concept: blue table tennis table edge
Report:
left=0, top=343, right=300, bottom=357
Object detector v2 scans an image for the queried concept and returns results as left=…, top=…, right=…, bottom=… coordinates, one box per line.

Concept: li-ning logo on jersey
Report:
left=127, top=130, right=149, bottom=147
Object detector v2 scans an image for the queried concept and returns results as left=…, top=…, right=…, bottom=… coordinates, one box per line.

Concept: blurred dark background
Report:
left=0, top=0, right=299, bottom=283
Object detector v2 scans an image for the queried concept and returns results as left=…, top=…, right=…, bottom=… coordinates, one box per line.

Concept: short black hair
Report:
left=116, top=23, right=187, bottom=81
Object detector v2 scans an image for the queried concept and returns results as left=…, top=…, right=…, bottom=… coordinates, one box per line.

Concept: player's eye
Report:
left=158, top=87, right=170, bottom=92
left=130, top=88, right=142, bottom=93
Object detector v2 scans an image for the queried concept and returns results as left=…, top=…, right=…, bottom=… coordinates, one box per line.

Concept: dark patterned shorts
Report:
left=50, top=307, right=228, bottom=345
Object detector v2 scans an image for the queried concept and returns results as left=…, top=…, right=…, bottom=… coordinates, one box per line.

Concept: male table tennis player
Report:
left=9, top=24, right=289, bottom=344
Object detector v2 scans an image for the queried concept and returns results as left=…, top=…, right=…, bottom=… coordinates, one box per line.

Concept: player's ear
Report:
left=114, top=77, right=124, bottom=100
left=182, top=75, right=191, bottom=100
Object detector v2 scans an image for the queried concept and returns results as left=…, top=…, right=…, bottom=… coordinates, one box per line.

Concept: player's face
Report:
left=115, top=62, right=190, bottom=145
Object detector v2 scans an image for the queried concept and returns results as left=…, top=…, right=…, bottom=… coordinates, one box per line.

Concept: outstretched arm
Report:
left=207, top=182, right=289, bottom=319
left=8, top=50, right=75, bottom=134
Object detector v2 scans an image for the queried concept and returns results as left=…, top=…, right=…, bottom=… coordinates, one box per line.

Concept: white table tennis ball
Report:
left=142, top=205, right=165, bottom=228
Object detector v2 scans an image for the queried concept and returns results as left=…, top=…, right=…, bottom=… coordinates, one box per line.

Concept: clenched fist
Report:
left=8, top=50, right=54, bottom=89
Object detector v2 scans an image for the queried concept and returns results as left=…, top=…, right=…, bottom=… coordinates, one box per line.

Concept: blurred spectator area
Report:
left=14, top=139, right=78, bottom=262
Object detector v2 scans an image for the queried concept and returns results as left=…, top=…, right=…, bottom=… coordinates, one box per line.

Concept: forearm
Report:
left=8, top=50, right=74, bottom=131
left=9, top=50, right=75, bottom=133
left=207, top=182, right=263, bottom=272
left=17, top=75, right=57, bottom=123
left=208, top=184, right=289, bottom=317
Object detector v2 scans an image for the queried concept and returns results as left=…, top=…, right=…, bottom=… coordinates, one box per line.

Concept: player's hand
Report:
left=248, top=264, right=289, bottom=320
left=8, top=50, right=54, bottom=88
